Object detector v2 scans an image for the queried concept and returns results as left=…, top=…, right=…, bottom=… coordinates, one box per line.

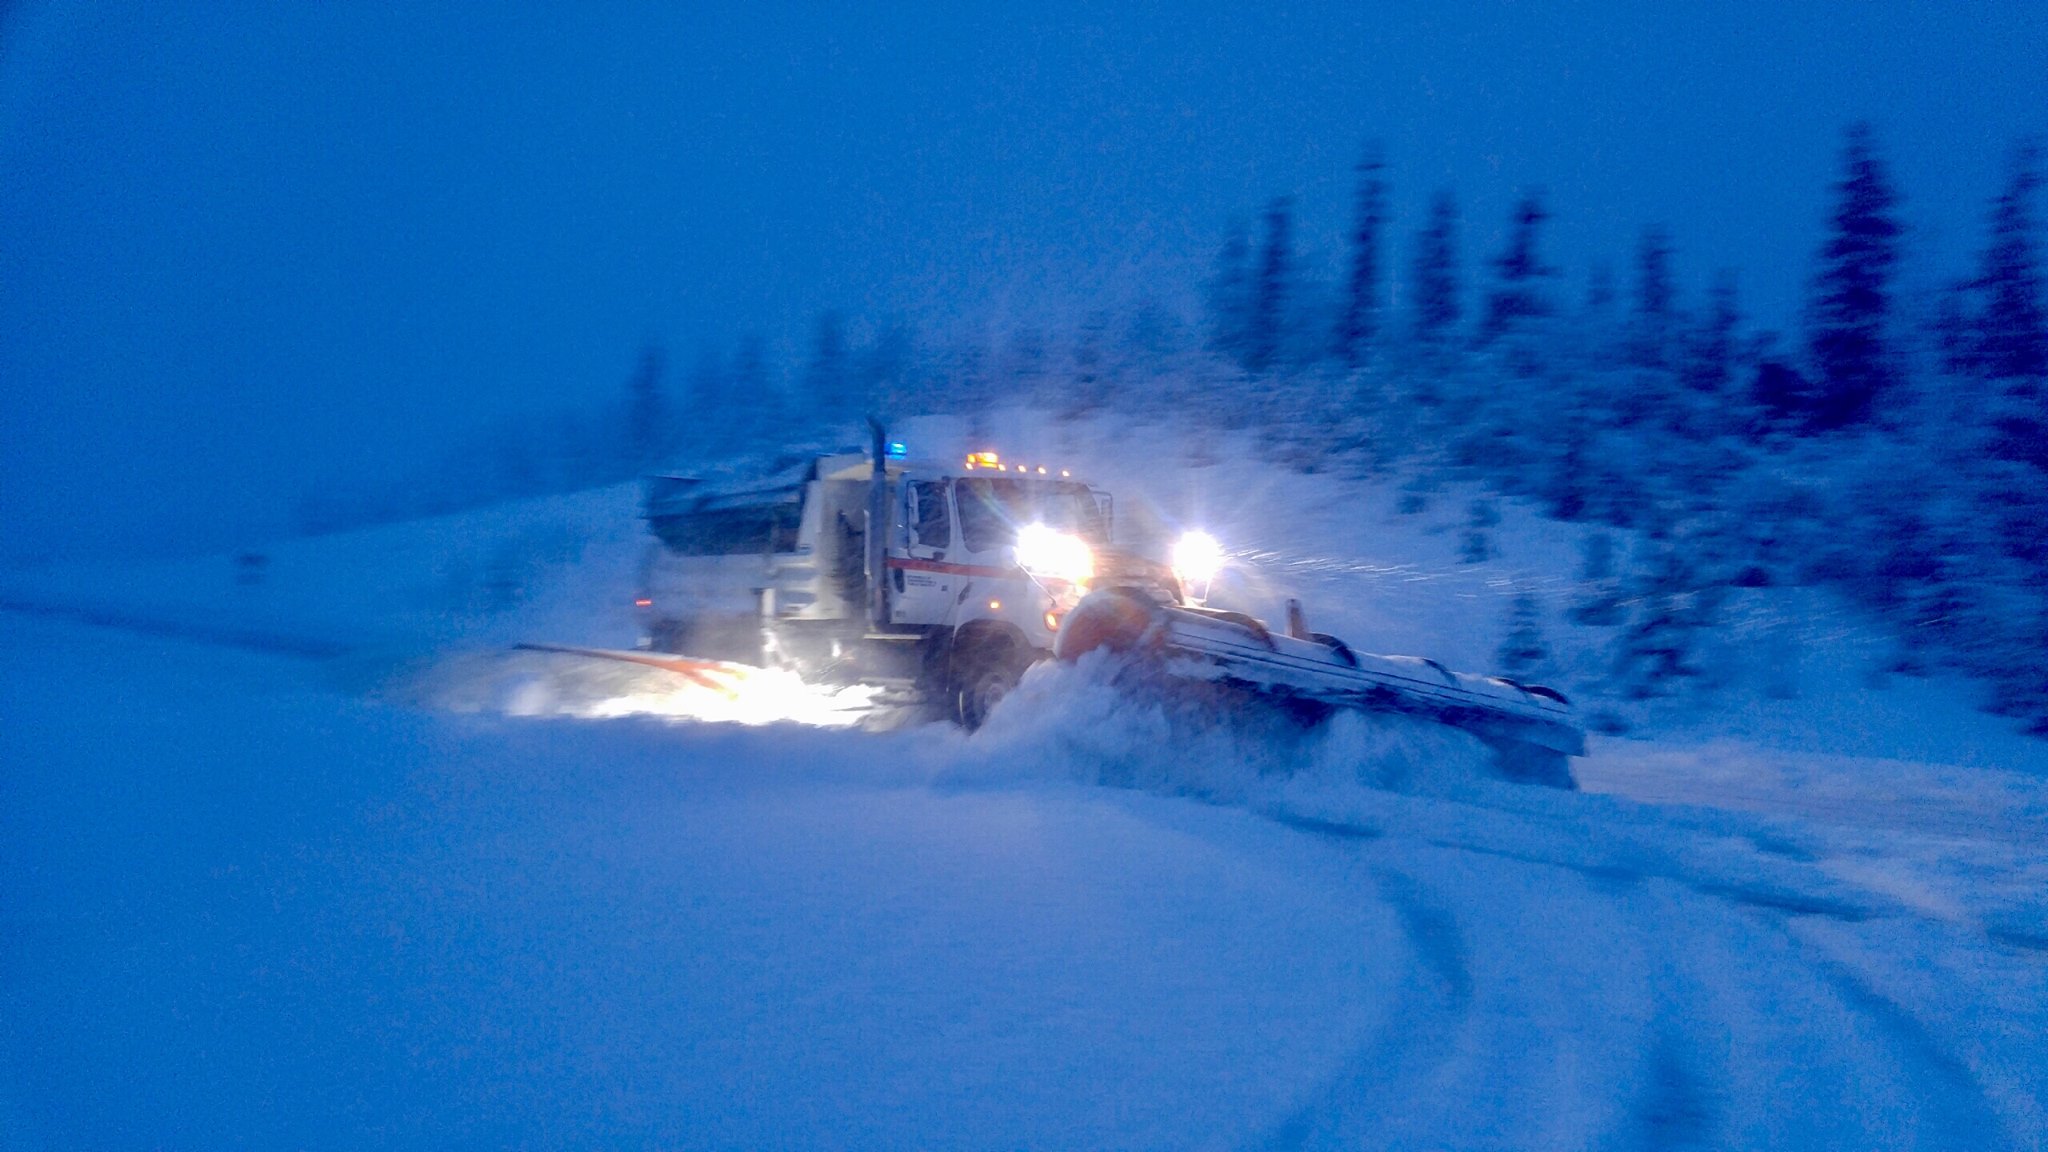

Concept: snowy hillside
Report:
left=5, top=419, right=2047, bottom=1149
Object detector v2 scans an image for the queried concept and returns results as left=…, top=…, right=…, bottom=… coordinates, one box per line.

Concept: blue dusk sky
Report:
left=3, top=1, right=2044, bottom=560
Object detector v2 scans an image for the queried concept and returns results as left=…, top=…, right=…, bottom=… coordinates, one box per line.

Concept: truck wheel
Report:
left=954, top=639, right=1031, bottom=731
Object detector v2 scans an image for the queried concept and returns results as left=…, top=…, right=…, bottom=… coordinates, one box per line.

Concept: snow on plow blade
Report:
left=1055, top=588, right=1585, bottom=787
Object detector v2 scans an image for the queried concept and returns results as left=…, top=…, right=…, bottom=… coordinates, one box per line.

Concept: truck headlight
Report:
left=1014, top=523, right=1094, bottom=583
left=1172, top=530, right=1224, bottom=588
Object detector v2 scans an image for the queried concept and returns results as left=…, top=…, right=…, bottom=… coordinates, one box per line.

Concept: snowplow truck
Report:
left=637, top=424, right=1584, bottom=784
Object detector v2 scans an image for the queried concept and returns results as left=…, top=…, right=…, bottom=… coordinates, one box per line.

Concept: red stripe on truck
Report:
left=886, top=557, right=1023, bottom=579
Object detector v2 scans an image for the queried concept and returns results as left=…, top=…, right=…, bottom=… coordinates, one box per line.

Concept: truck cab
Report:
left=636, top=441, right=1157, bottom=725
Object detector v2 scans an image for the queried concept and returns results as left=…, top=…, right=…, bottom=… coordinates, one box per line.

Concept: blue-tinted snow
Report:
left=5, top=419, right=2046, bottom=1147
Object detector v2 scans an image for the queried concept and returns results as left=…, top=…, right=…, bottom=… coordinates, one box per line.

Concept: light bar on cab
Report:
left=961, top=450, right=1070, bottom=477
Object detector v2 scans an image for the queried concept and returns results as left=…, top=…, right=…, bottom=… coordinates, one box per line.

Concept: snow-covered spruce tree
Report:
left=1649, top=270, right=1751, bottom=516
left=1333, top=144, right=1389, bottom=369
left=675, top=343, right=725, bottom=462
left=1583, top=261, right=1618, bottom=332
left=1542, top=422, right=1591, bottom=522
left=855, top=321, right=919, bottom=419
left=804, top=311, right=852, bottom=425
left=1747, top=342, right=1818, bottom=441
left=1118, top=300, right=1199, bottom=417
left=1627, top=225, right=1679, bottom=372
left=1497, top=588, right=1554, bottom=682
left=1902, top=143, right=2048, bottom=725
left=1461, top=189, right=1562, bottom=484
left=1571, top=531, right=1627, bottom=626
left=1973, top=142, right=2047, bottom=382
left=1246, top=197, right=1295, bottom=376
left=1205, top=218, right=1254, bottom=370
left=1477, top=189, right=1558, bottom=354
left=1806, top=122, right=1903, bottom=432
left=1681, top=272, right=1742, bottom=430
left=1459, top=497, right=1500, bottom=563
left=999, top=325, right=1049, bottom=406
left=1407, top=189, right=1463, bottom=403
left=1610, top=537, right=1722, bottom=700
left=625, top=343, right=669, bottom=474
left=1972, top=142, right=2048, bottom=471
left=1531, top=265, right=1621, bottom=522
left=1616, top=225, right=1686, bottom=438
left=729, top=334, right=780, bottom=449
left=1842, top=442, right=1944, bottom=621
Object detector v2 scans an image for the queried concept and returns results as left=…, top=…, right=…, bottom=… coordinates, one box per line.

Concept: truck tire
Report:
left=953, top=634, right=1032, bottom=731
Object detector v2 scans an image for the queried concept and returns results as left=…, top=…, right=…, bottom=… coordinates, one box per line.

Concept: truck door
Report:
left=890, top=478, right=958, bottom=626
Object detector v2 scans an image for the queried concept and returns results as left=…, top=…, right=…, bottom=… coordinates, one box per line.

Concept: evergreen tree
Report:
left=1333, top=145, right=1389, bottom=368
left=858, top=322, right=916, bottom=415
left=1612, top=541, right=1715, bottom=698
left=804, top=311, right=850, bottom=419
left=1807, top=122, right=1902, bottom=430
left=1459, top=497, right=1500, bottom=563
left=1066, top=311, right=1112, bottom=418
left=1571, top=532, right=1626, bottom=626
left=677, top=343, right=726, bottom=461
left=1749, top=348, right=1816, bottom=436
left=1935, top=280, right=1979, bottom=379
left=1628, top=226, right=1678, bottom=369
left=1497, top=589, right=1553, bottom=682
left=1543, top=422, right=1591, bottom=522
left=1676, top=271, right=1742, bottom=443
left=1684, top=271, right=1740, bottom=397
left=1972, top=141, right=2047, bottom=384
left=1575, top=261, right=1623, bottom=371
left=1410, top=190, right=1462, bottom=347
left=1974, top=146, right=2048, bottom=479
left=1004, top=326, right=1049, bottom=399
left=1479, top=189, right=1557, bottom=345
left=1206, top=219, right=1253, bottom=365
left=625, top=343, right=667, bottom=472
left=1247, top=197, right=1295, bottom=374
left=730, top=335, right=777, bottom=448
left=1585, top=262, right=1617, bottom=315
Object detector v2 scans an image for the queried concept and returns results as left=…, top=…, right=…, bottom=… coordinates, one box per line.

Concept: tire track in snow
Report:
left=1630, top=1029, right=1717, bottom=1150
left=1256, top=802, right=2011, bottom=1149
left=1259, top=867, right=1474, bottom=1151
left=1618, top=877, right=2006, bottom=1150
left=1621, top=881, right=1727, bottom=1152
left=1375, top=869, right=1475, bottom=1009
left=1790, top=926, right=2007, bottom=1149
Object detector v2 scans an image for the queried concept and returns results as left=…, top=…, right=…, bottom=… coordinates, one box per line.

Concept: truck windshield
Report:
left=955, top=478, right=1108, bottom=554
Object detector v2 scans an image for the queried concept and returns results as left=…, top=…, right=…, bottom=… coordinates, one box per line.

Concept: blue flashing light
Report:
left=886, top=440, right=908, bottom=459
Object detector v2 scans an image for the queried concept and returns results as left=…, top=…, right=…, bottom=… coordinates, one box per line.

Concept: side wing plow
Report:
left=1055, top=588, right=1584, bottom=787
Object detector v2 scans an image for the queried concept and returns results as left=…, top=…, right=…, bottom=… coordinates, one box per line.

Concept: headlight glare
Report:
left=1015, top=523, right=1094, bottom=583
left=1172, top=530, right=1225, bottom=587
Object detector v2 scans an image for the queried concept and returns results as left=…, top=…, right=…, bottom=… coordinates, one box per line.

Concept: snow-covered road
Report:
left=6, top=428, right=2047, bottom=1147
left=6, top=609, right=2044, bottom=1149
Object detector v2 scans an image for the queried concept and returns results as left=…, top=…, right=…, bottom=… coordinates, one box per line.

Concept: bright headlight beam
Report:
left=1172, top=530, right=1224, bottom=587
left=1014, top=522, right=1094, bottom=583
